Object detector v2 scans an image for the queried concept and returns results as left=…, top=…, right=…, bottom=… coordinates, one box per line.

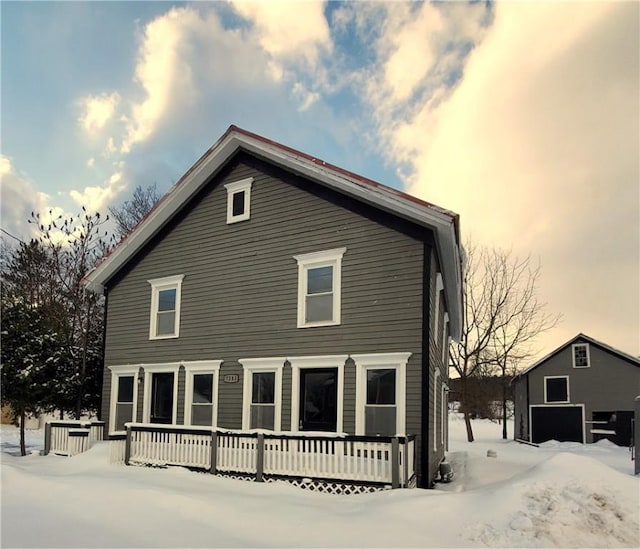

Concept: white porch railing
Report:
left=44, top=421, right=105, bottom=456
left=115, top=424, right=416, bottom=488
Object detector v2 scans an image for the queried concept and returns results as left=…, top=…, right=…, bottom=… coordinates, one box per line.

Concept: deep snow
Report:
left=1, top=417, right=638, bottom=548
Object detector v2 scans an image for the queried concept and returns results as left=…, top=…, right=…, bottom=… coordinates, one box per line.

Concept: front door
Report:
left=150, top=372, right=174, bottom=424
left=299, top=368, right=338, bottom=432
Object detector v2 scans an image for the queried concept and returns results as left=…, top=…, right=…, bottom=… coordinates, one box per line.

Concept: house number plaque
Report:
left=223, top=374, right=239, bottom=383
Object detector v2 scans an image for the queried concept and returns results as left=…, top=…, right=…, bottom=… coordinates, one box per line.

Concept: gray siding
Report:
left=102, top=154, right=436, bottom=483
left=515, top=338, right=640, bottom=443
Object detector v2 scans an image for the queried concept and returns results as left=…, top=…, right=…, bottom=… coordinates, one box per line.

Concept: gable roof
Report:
left=513, top=333, right=640, bottom=381
left=84, top=125, right=463, bottom=337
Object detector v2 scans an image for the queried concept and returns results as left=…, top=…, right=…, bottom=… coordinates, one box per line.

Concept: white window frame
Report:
left=353, top=352, right=411, bottom=436
left=572, top=343, right=590, bottom=368
left=544, top=375, right=570, bottom=404
left=148, top=274, right=185, bottom=340
left=241, top=358, right=285, bottom=431
left=183, top=360, right=222, bottom=427
left=293, top=247, right=346, bottom=328
left=441, top=384, right=447, bottom=447
left=108, top=365, right=140, bottom=434
left=224, top=177, right=253, bottom=224
left=289, top=355, right=347, bottom=433
left=142, top=362, right=181, bottom=424
left=441, top=312, right=449, bottom=365
left=433, top=368, right=441, bottom=451
left=434, top=273, right=444, bottom=345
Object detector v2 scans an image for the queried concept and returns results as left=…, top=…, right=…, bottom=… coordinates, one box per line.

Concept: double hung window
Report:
left=241, top=358, right=284, bottom=431
left=365, top=368, right=397, bottom=436
left=108, top=365, right=140, bottom=433
left=294, top=248, right=346, bottom=328
left=148, top=275, right=184, bottom=339
left=572, top=343, right=590, bottom=368
left=184, top=360, right=221, bottom=427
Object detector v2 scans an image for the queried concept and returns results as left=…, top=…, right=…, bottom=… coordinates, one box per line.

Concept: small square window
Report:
left=148, top=275, right=184, bottom=340
left=225, top=178, right=253, bottom=224
left=545, top=376, right=569, bottom=403
left=572, top=343, right=590, bottom=368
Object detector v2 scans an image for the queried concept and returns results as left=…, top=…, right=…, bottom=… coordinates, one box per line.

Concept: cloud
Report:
left=78, top=92, right=120, bottom=135
left=0, top=155, right=63, bottom=242
left=229, top=0, right=331, bottom=68
left=69, top=167, right=127, bottom=213
left=394, top=2, right=639, bottom=354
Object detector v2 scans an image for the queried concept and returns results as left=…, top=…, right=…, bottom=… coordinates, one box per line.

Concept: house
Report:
left=82, top=125, right=463, bottom=490
left=513, top=333, right=640, bottom=446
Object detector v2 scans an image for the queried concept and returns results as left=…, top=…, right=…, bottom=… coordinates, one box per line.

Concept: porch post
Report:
left=256, top=433, right=264, bottom=482
left=124, top=425, right=132, bottom=466
left=403, top=438, right=410, bottom=487
left=209, top=431, right=218, bottom=475
left=44, top=422, right=51, bottom=456
left=391, top=437, right=400, bottom=489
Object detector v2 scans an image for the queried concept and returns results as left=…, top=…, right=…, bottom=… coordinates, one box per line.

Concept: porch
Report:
left=44, top=420, right=105, bottom=456
left=109, top=423, right=416, bottom=493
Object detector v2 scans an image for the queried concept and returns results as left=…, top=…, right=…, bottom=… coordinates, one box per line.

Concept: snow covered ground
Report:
left=1, top=416, right=637, bottom=548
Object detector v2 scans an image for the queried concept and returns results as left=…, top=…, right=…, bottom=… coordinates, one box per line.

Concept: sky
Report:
left=1, top=1, right=638, bottom=359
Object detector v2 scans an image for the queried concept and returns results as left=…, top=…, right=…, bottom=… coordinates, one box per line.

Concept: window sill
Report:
left=149, top=334, right=180, bottom=341
left=297, top=320, right=341, bottom=329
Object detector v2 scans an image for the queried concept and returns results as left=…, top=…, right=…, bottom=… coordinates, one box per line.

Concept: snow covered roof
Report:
left=513, top=333, right=640, bottom=381
left=84, top=125, right=463, bottom=337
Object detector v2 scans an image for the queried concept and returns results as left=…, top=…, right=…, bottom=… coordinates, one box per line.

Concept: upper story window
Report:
left=148, top=275, right=184, bottom=340
left=294, top=247, right=346, bottom=328
left=224, top=177, right=253, bottom=224
left=572, top=343, right=590, bottom=368
left=545, top=375, right=569, bottom=403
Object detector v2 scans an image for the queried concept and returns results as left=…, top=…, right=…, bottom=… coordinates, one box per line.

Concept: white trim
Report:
left=84, top=129, right=462, bottom=339
left=107, top=365, right=140, bottom=434
left=147, top=275, right=185, bottom=340
left=441, top=384, right=446, bottom=446
left=141, top=362, right=181, bottom=424
left=572, top=343, right=591, bottom=368
left=240, top=358, right=285, bottom=430
left=529, top=403, right=586, bottom=443
left=289, top=355, right=347, bottom=433
left=543, top=375, right=570, bottom=404
left=294, top=247, right=346, bottom=328
left=434, top=273, right=443, bottom=345
left=433, top=369, right=441, bottom=451
left=224, top=177, right=253, bottom=224
left=441, top=312, right=449, bottom=364
left=352, top=352, right=411, bottom=436
left=183, top=360, right=222, bottom=427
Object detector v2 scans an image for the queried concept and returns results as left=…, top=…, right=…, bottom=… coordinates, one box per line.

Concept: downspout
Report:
left=420, top=243, right=432, bottom=488
left=526, top=373, right=530, bottom=441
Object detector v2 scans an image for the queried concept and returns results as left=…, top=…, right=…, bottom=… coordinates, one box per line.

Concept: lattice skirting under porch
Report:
left=265, top=476, right=390, bottom=495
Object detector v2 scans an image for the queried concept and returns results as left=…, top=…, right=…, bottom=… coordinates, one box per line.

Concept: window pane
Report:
left=191, top=404, right=213, bottom=426
left=250, top=404, right=275, bottom=430
left=365, top=406, right=396, bottom=436
left=306, top=294, right=333, bottom=322
left=307, top=266, right=333, bottom=294
left=574, top=345, right=588, bottom=367
left=115, top=403, right=133, bottom=431
left=117, top=376, right=134, bottom=403
left=252, top=372, right=275, bottom=404
left=158, top=288, right=176, bottom=312
left=546, top=378, right=568, bottom=402
left=367, top=369, right=396, bottom=405
left=232, top=191, right=245, bottom=217
left=156, top=311, right=175, bottom=335
left=193, top=374, right=213, bottom=404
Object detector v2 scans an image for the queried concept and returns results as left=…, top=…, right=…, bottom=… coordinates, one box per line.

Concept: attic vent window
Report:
left=572, top=343, right=590, bottom=368
left=225, top=177, right=253, bottom=224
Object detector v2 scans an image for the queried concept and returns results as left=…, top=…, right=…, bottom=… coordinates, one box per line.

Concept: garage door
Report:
left=531, top=406, right=584, bottom=444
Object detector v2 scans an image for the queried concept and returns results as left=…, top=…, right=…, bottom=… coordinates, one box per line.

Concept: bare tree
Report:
left=450, top=242, right=559, bottom=442
left=109, top=183, right=161, bottom=238
left=487, top=250, right=559, bottom=439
